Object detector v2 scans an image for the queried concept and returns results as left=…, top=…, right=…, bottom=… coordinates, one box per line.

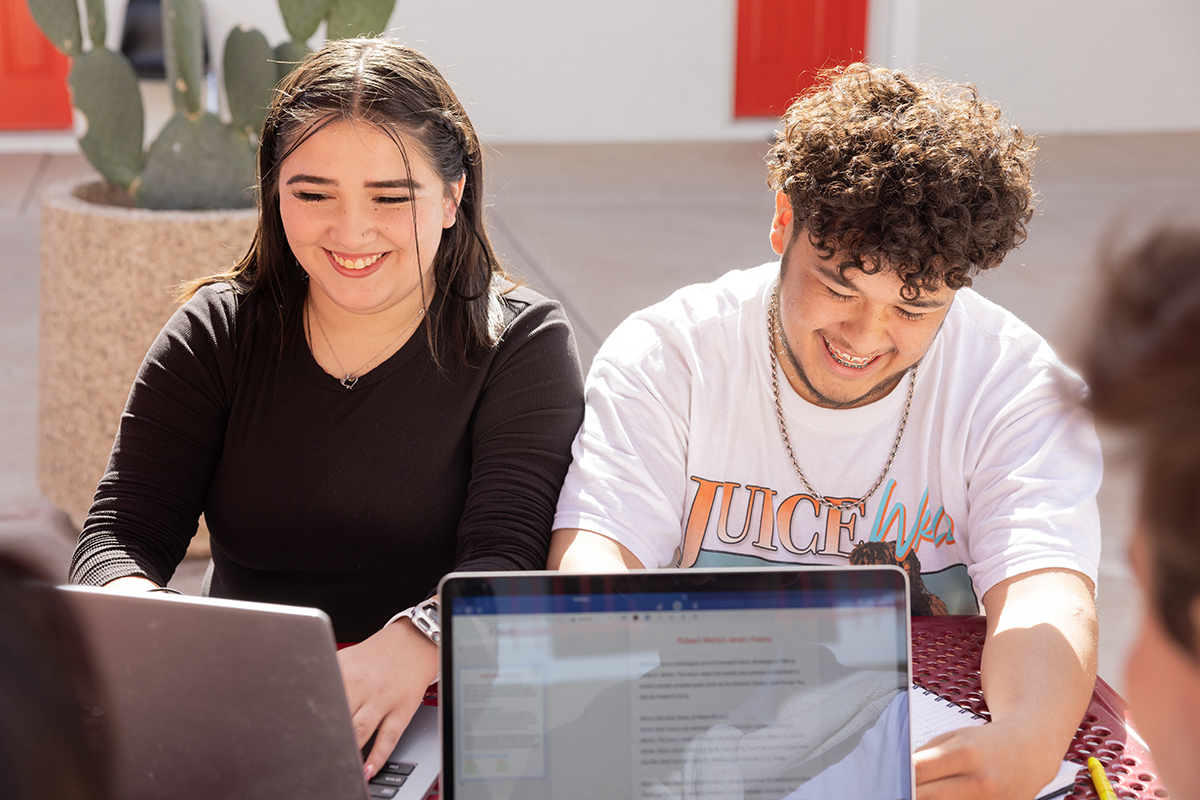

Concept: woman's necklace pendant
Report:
left=306, top=298, right=426, bottom=391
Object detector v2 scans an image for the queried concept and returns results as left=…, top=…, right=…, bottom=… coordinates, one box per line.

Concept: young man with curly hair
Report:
left=550, top=64, right=1101, bottom=800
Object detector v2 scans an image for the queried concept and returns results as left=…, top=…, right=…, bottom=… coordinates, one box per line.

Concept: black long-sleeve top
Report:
left=70, top=282, right=585, bottom=642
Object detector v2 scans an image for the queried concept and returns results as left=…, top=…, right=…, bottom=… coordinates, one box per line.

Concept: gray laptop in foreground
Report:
left=59, top=586, right=440, bottom=800
left=438, top=566, right=913, bottom=800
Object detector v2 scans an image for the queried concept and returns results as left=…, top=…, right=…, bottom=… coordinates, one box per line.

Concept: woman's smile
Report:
left=278, top=119, right=463, bottom=323
left=328, top=249, right=388, bottom=271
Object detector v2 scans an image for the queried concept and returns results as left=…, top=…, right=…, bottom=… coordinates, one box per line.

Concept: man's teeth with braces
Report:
left=825, top=338, right=874, bottom=369
left=332, top=251, right=383, bottom=270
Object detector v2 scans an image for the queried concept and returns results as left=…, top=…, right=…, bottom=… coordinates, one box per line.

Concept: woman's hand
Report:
left=336, top=618, right=439, bottom=781
left=103, top=576, right=163, bottom=593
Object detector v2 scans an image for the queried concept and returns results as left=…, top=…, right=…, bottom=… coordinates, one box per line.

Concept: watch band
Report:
left=385, top=597, right=441, bottom=645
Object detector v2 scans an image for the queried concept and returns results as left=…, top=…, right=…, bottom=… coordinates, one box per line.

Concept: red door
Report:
left=0, top=0, right=73, bottom=130
left=735, top=0, right=868, bottom=118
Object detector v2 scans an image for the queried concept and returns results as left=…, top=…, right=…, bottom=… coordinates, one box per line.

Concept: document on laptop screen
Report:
left=443, top=572, right=912, bottom=800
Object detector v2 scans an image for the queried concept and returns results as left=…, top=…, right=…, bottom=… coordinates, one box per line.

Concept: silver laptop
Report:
left=58, top=586, right=440, bottom=800
left=437, top=566, right=913, bottom=800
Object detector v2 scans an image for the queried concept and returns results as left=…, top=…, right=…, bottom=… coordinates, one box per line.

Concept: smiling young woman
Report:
left=68, top=38, right=585, bottom=780
left=278, top=120, right=464, bottom=386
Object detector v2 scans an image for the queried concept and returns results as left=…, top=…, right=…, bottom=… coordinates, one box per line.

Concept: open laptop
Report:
left=437, top=566, right=913, bottom=800
left=58, top=586, right=440, bottom=800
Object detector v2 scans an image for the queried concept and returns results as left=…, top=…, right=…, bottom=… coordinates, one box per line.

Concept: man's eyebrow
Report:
left=816, top=262, right=856, bottom=289
left=901, top=294, right=951, bottom=309
left=814, top=262, right=949, bottom=309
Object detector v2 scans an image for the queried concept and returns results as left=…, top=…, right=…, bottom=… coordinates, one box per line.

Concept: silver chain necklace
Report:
left=767, top=281, right=915, bottom=512
left=306, top=298, right=425, bottom=390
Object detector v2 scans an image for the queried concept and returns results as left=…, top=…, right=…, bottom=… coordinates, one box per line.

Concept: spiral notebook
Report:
left=912, top=684, right=1082, bottom=799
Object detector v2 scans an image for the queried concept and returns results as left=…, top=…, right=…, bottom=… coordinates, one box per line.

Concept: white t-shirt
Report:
left=553, top=264, right=1102, bottom=613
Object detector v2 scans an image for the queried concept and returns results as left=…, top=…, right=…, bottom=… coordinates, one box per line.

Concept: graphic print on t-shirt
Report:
left=680, top=474, right=979, bottom=615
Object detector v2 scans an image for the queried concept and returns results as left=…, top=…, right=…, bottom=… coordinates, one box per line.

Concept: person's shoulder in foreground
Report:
left=1081, top=223, right=1200, bottom=800
left=0, top=552, right=114, bottom=800
left=551, top=62, right=1101, bottom=800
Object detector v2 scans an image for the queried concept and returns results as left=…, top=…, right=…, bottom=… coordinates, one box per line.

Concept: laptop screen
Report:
left=439, top=567, right=912, bottom=800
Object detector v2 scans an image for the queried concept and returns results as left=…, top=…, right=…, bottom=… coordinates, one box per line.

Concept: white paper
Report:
left=911, top=685, right=1083, bottom=799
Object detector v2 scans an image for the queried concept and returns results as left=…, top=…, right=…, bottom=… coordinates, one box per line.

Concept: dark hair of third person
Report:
left=1082, top=226, right=1200, bottom=656
left=0, top=553, right=112, bottom=800
left=766, top=63, right=1038, bottom=300
left=188, top=37, right=505, bottom=365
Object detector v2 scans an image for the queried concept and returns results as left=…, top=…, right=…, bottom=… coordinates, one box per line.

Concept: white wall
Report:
left=201, top=0, right=775, bottom=144
left=101, top=0, right=129, bottom=49
left=200, top=0, right=1200, bottom=143
left=868, top=0, right=1200, bottom=135
left=393, top=0, right=777, bottom=144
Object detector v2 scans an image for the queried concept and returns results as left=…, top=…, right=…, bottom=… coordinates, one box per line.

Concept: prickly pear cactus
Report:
left=26, top=0, right=397, bottom=210
left=278, top=0, right=396, bottom=43
left=136, top=112, right=257, bottom=209
left=69, top=48, right=145, bottom=187
left=224, top=27, right=278, bottom=138
left=82, top=0, right=105, bottom=49
left=279, top=0, right=329, bottom=42
left=163, top=0, right=204, bottom=115
left=27, top=0, right=82, bottom=56
left=274, top=40, right=311, bottom=83
left=326, top=0, right=395, bottom=39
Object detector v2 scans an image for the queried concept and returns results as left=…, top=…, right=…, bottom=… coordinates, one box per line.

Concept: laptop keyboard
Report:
left=368, top=761, right=416, bottom=798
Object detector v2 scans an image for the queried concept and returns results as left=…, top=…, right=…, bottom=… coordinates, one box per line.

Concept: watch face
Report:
left=412, top=601, right=441, bottom=644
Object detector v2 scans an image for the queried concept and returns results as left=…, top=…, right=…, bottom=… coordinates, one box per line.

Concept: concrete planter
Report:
left=38, top=175, right=257, bottom=556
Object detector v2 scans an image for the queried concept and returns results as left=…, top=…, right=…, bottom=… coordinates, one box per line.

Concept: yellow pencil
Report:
left=1087, top=757, right=1118, bottom=800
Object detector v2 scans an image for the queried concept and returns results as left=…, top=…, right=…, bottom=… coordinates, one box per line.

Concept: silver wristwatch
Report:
left=387, top=597, right=441, bottom=645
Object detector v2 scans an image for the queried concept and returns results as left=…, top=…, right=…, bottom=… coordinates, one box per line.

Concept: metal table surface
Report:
left=913, top=615, right=1167, bottom=800
left=424, top=615, right=1167, bottom=799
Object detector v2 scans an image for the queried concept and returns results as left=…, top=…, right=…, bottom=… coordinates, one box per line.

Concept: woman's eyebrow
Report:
left=285, top=173, right=333, bottom=185
left=365, top=178, right=423, bottom=190
left=282, top=176, right=424, bottom=190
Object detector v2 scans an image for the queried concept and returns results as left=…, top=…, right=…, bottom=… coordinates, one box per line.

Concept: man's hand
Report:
left=336, top=618, right=439, bottom=782
left=915, top=568, right=1097, bottom=800
left=915, top=716, right=1054, bottom=799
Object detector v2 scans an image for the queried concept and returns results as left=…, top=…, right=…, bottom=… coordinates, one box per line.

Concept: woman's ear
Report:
left=442, top=173, right=467, bottom=229
left=1190, top=595, right=1200, bottom=658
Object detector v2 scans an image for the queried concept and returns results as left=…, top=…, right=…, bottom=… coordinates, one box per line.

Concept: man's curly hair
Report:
left=767, top=63, right=1037, bottom=299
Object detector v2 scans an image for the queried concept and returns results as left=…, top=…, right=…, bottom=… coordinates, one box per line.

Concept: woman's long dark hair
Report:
left=187, top=37, right=505, bottom=364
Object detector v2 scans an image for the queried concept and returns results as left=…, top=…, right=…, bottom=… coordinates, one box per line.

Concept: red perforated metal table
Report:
left=913, top=616, right=1167, bottom=799
left=423, top=615, right=1165, bottom=799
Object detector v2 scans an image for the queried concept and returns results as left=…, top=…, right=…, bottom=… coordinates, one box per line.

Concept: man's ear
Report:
left=770, top=191, right=793, bottom=256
